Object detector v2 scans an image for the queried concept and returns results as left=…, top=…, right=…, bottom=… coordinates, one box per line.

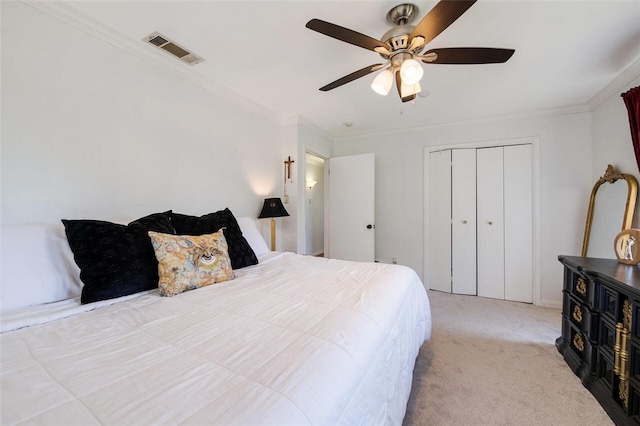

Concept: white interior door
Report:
left=328, top=153, right=375, bottom=262
left=477, top=147, right=505, bottom=299
left=504, top=144, right=533, bottom=303
left=428, top=150, right=452, bottom=293
left=452, top=149, right=477, bottom=295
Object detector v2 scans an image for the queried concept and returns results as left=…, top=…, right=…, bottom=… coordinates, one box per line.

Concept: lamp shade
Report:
left=371, top=69, right=393, bottom=96
left=400, top=58, right=424, bottom=85
left=400, top=81, right=421, bottom=98
left=258, top=197, right=290, bottom=219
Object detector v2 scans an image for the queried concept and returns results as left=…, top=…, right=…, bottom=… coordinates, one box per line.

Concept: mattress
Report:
left=1, top=252, right=431, bottom=425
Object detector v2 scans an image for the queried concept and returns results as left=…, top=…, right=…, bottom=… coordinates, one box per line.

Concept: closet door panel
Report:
left=477, top=147, right=505, bottom=299
left=428, top=150, right=452, bottom=293
left=504, top=144, right=533, bottom=303
left=452, top=149, right=477, bottom=295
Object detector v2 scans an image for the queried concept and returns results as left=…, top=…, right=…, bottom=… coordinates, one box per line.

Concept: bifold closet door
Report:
left=429, top=144, right=532, bottom=301
left=504, top=144, right=533, bottom=303
left=428, top=150, right=452, bottom=293
left=451, top=149, right=476, bottom=295
left=476, top=147, right=505, bottom=299
left=476, top=144, right=533, bottom=302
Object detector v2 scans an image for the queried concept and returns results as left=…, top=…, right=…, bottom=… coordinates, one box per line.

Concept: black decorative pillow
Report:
left=128, top=211, right=175, bottom=234
left=171, top=208, right=258, bottom=269
left=62, top=211, right=175, bottom=304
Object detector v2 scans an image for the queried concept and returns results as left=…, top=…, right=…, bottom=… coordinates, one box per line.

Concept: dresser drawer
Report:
left=563, top=292, right=599, bottom=341
left=630, top=341, right=640, bottom=381
left=632, top=300, right=640, bottom=340
left=629, top=378, right=640, bottom=418
left=563, top=319, right=596, bottom=372
left=598, top=283, right=619, bottom=324
left=563, top=266, right=595, bottom=308
left=599, top=317, right=617, bottom=358
left=597, top=350, right=615, bottom=389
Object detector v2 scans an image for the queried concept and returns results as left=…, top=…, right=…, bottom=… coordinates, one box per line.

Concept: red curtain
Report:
left=622, top=86, right=640, bottom=172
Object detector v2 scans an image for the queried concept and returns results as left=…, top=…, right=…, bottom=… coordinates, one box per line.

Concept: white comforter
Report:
left=1, top=253, right=431, bottom=425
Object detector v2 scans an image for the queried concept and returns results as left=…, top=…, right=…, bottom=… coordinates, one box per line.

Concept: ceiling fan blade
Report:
left=306, top=19, right=391, bottom=52
left=319, top=64, right=385, bottom=91
left=402, top=93, right=416, bottom=103
left=409, top=0, right=477, bottom=46
left=422, top=47, right=515, bottom=64
left=395, top=72, right=416, bottom=103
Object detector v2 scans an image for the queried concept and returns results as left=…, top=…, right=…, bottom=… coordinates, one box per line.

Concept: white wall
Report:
left=1, top=2, right=283, bottom=227
left=333, top=111, right=593, bottom=306
left=592, top=75, right=640, bottom=227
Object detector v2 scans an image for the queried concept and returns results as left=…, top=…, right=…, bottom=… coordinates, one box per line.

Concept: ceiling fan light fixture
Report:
left=400, top=58, right=424, bottom=85
left=371, top=69, right=394, bottom=95
left=401, top=81, right=422, bottom=98
left=307, top=0, right=514, bottom=102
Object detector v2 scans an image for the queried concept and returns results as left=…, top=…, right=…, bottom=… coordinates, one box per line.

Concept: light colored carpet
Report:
left=403, top=290, right=614, bottom=426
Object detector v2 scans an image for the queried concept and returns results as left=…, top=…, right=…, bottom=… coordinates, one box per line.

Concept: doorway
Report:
left=305, top=152, right=325, bottom=256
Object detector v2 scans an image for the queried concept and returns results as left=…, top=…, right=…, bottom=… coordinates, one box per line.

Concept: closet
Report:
left=428, top=144, right=533, bottom=303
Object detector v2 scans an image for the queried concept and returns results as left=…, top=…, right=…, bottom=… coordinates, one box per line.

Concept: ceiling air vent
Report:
left=143, top=31, right=204, bottom=66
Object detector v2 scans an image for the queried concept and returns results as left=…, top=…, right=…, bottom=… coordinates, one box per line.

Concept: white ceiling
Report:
left=54, top=0, right=640, bottom=138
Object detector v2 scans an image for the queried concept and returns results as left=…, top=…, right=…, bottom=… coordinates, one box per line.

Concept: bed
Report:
left=0, top=212, right=431, bottom=425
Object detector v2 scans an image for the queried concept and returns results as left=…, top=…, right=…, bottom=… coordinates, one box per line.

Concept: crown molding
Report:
left=588, top=56, right=640, bottom=110
left=335, top=104, right=591, bottom=141
left=280, top=115, right=335, bottom=142
left=23, top=0, right=286, bottom=126
left=297, top=116, right=335, bottom=142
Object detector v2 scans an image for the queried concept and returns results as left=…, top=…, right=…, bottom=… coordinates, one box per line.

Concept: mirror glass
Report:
left=587, top=182, right=629, bottom=258
left=582, top=165, right=638, bottom=258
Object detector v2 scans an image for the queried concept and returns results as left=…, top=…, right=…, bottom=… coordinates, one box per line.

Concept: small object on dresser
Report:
left=614, top=228, right=640, bottom=265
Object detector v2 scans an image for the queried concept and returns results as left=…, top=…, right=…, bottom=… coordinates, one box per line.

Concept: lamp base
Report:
left=270, top=217, right=276, bottom=251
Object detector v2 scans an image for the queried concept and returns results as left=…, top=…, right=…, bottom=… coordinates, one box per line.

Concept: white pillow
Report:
left=237, top=217, right=270, bottom=257
left=1, top=224, right=83, bottom=311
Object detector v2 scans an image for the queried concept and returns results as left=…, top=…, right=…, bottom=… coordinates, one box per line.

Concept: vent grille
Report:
left=143, top=32, right=204, bottom=66
left=148, top=35, right=168, bottom=47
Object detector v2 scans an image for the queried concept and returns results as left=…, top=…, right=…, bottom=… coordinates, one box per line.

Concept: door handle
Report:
left=367, top=224, right=374, bottom=229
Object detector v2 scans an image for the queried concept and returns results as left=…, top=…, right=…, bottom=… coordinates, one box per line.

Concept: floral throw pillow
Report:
left=148, top=230, right=234, bottom=297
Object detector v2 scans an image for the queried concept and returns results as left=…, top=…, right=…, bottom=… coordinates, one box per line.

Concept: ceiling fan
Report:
left=306, top=0, right=515, bottom=102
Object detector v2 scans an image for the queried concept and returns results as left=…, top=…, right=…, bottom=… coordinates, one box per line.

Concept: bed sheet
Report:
left=1, top=252, right=431, bottom=425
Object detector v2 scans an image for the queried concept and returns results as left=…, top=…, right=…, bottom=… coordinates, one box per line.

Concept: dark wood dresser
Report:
left=557, top=255, right=640, bottom=425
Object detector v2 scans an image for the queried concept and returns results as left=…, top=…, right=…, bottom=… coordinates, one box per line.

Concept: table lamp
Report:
left=258, top=197, right=289, bottom=251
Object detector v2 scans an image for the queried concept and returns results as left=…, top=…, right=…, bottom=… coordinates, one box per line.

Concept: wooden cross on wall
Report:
left=284, top=156, right=295, bottom=181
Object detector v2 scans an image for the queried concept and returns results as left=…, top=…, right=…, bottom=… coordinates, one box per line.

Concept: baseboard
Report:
left=426, top=291, right=563, bottom=309
left=539, top=299, right=562, bottom=309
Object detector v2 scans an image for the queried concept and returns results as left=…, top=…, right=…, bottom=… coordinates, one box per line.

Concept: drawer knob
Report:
left=576, top=278, right=587, bottom=296
left=572, top=305, right=583, bottom=324
left=573, top=333, right=585, bottom=352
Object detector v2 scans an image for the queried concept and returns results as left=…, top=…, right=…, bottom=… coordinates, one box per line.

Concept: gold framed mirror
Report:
left=581, top=164, right=638, bottom=257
